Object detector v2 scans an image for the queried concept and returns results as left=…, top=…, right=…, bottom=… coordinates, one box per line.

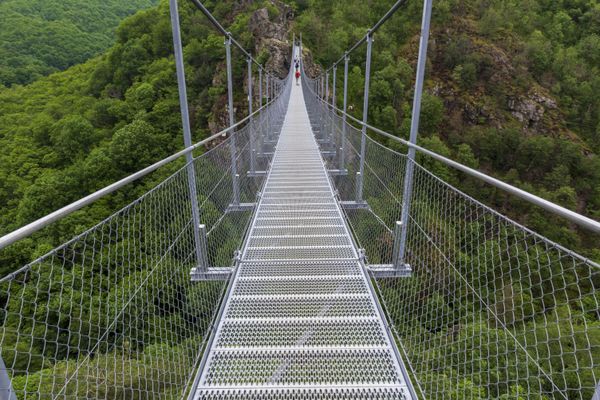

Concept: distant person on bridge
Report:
left=295, top=69, right=300, bottom=85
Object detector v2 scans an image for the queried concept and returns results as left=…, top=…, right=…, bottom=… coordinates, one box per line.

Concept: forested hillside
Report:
left=0, top=0, right=290, bottom=278
left=294, top=0, right=600, bottom=260
left=0, top=0, right=158, bottom=86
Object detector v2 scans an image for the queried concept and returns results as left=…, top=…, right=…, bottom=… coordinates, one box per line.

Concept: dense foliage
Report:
left=294, top=0, right=600, bottom=260
left=0, top=0, right=159, bottom=87
left=0, top=0, right=264, bottom=279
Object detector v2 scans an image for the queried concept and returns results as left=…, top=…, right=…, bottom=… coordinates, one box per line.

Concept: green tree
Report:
left=419, top=93, right=445, bottom=135
left=0, top=0, right=158, bottom=87
left=110, top=119, right=164, bottom=171
left=51, top=115, right=96, bottom=162
left=525, top=30, right=553, bottom=75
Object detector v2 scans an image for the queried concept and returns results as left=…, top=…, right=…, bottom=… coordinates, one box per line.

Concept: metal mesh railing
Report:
left=194, top=99, right=287, bottom=268
left=0, top=75, right=290, bottom=399
left=302, top=73, right=600, bottom=400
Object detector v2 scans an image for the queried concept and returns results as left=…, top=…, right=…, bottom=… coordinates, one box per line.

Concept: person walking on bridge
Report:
left=295, top=69, right=301, bottom=85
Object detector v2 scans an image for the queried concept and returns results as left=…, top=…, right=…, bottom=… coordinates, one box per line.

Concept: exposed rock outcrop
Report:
left=249, top=8, right=288, bottom=42
left=249, top=2, right=294, bottom=78
left=430, top=18, right=568, bottom=136
left=507, top=91, right=557, bottom=128
left=208, top=1, right=293, bottom=137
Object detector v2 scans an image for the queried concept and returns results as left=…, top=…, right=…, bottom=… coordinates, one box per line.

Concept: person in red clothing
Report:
left=295, top=69, right=301, bottom=85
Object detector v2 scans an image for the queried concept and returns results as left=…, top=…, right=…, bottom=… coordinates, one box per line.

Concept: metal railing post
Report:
left=325, top=71, right=330, bottom=141
left=331, top=65, right=337, bottom=149
left=325, top=72, right=329, bottom=103
left=356, top=32, right=373, bottom=203
left=258, top=67, right=263, bottom=158
left=225, top=34, right=241, bottom=206
left=271, top=78, right=276, bottom=135
left=320, top=76, right=322, bottom=97
left=332, top=65, right=337, bottom=109
left=266, top=75, right=270, bottom=102
left=247, top=58, right=257, bottom=174
left=319, top=77, right=325, bottom=137
left=266, top=75, right=271, bottom=142
left=259, top=68, right=263, bottom=109
left=169, top=0, right=207, bottom=272
left=272, top=79, right=277, bottom=134
left=397, top=0, right=433, bottom=269
left=340, top=53, right=349, bottom=171
left=319, top=76, right=321, bottom=97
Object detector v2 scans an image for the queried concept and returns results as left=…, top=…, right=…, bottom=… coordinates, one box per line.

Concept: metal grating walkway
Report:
left=193, top=79, right=415, bottom=399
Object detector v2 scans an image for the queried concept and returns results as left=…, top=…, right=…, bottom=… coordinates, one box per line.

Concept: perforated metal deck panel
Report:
left=192, top=80, right=416, bottom=399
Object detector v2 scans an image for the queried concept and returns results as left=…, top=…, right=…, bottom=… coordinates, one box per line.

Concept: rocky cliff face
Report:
left=208, top=0, right=296, bottom=136
left=249, top=3, right=293, bottom=78
left=507, top=91, right=557, bottom=128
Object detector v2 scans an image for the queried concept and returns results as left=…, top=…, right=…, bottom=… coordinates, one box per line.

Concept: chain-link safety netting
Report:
left=302, top=72, right=600, bottom=400
left=0, top=74, right=290, bottom=399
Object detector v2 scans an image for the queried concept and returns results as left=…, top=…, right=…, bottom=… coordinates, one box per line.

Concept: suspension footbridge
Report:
left=190, top=75, right=416, bottom=399
left=1, top=1, right=599, bottom=399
